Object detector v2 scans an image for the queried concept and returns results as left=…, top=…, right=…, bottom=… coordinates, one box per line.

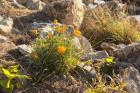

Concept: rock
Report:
left=114, top=62, right=133, bottom=72
left=43, top=0, right=85, bottom=28
left=72, top=36, right=93, bottom=54
left=26, top=0, right=46, bottom=10
left=113, top=43, right=140, bottom=61
left=81, top=50, right=109, bottom=61
left=117, top=44, right=127, bottom=49
left=134, top=57, right=140, bottom=71
left=77, top=63, right=96, bottom=80
left=79, top=36, right=93, bottom=54
left=82, top=0, right=95, bottom=5
left=94, top=0, right=105, bottom=4
left=41, top=0, right=54, bottom=3
left=16, top=0, right=28, bottom=5
left=0, top=35, right=8, bottom=43
left=89, top=50, right=109, bottom=61
left=119, top=67, right=140, bottom=93
left=0, top=16, right=13, bottom=33
left=12, top=0, right=26, bottom=9
left=131, top=15, right=140, bottom=23
left=17, top=44, right=33, bottom=55
left=72, top=37, right=81, bottom=50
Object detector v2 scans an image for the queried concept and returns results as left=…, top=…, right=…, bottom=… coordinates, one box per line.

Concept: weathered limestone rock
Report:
left=77, top=63, right=96, bottom=80
left=0, top=16, right=13, bottom=33
left=120, top=67, right=140, bottom=93
left=41, top=0, right=54, bottom=3
left=16, top=0, right=28, bottom=4
left=17, top=44, right=33, bottom=55
left=0, top=35, right=8, bottom=43
left=79, top=35, right=93, bottom=54
left=26, top=0, right=46, bottom=10
left=100, top=42, right=140, bottom=61
left=88, top=50, right=109, bottom=61
left=43, top=0, right=85, bottom=28
left=82, top=0, right=95, bottom=5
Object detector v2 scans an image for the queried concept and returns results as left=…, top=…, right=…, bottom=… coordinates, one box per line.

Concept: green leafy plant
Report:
left=100, top=57, right=116, bottom=75
left=30, top=24, right=81, bottom=75
left=0, top=65, right=30, bottom=93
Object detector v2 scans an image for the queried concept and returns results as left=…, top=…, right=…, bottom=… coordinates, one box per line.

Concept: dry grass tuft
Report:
left=80, top=5, right=140, bottom=49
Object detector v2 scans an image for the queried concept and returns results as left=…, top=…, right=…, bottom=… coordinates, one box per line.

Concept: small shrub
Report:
left=30, top=23, right=82, bottom=75
left=100, top=57, right=116, bottom=75
left=85, top=56, right=128, bottom=93
left=0, top=65, right=30, bottom=93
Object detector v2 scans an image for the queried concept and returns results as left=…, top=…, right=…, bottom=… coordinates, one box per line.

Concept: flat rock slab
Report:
left=87, top=50, right=109, bottom=61
left=17, top=44, right=33, bottom=55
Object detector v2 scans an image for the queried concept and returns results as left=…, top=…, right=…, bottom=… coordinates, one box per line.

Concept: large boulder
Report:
left=43, top=0, right=85, bottom=28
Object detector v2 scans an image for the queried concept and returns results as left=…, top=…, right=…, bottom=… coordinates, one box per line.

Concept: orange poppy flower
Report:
left=31, top=29, right=39, bottom=35
left=48, top=33, right=53, bottom=38
left=74, top=30, right=81, bottom=37
left=57, top=46, right=66, bottom=54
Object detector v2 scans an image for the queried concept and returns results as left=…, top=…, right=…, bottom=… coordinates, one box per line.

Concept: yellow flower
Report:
left=48, top=33, right=53, bottom=38
left=31, top=29, right=39, bottom=35
left=31, top=52, right=39, bottom=61
left=55, top=26, right=67, bottom=33
left=54, top=19, right=58, bottom=24
left=74, top=30, right=81, bottom=37
left=57, top=46, right=66, bottom=54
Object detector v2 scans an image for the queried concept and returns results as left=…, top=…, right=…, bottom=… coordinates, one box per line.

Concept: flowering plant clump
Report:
left=30, top=20, right=82, bottom=74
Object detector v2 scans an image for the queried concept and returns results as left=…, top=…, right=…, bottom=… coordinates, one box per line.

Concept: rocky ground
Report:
left=1, top=0, right=140, bottom=93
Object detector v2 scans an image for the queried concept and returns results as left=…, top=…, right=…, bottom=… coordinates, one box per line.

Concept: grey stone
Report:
left=0, top=35, right=8, bottom=43
left=120, top=67, right=140, bottom=93
left=16, top=0, right=28, bottom=5
left=0, top=16, right=13, bottom=33
left=12, top=0, right=26, bottom=9
left=88, top=50, right=109, bottom=61
left=117, top=44, right=127, bottom=49
left=17, top=44, right=33, bottom=55
left=131, top=15, right=140, bottom=22
left=121, top=45, right=135, bottom=58
left=94, top=0, right=105, bottom=5
left=72, top=37, right=81, bottom=50
left=26, top=0, right=46, bottom=10
left=133, top=58, right=140, bottom=71
left=77, top=63, right=96, bottom=80
left=79, top=36, right=93, bottom=54
left=133, top=43, right=140, bottom=51
left=113, top=43, right=140, bottom=60
left=114, top=62, right=133, bottom=71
